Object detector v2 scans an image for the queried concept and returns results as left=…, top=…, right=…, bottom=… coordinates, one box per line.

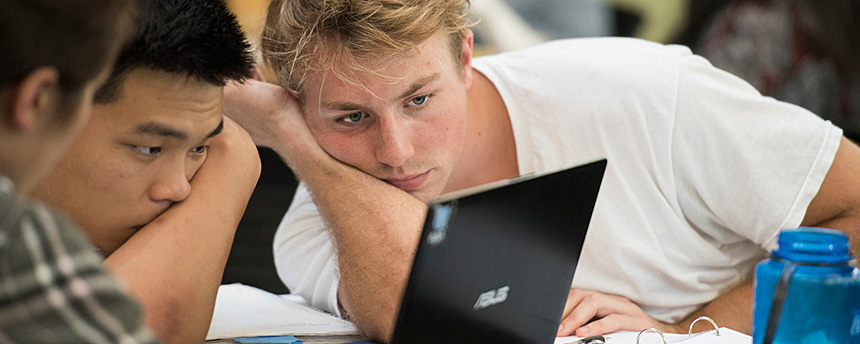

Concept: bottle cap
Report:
left=773, top=227, right=852, bottom=264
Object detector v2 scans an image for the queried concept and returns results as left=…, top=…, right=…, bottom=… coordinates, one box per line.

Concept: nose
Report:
left=374, top=116, right=415, bottom=168
left=149, top=162, right=193, bottom=204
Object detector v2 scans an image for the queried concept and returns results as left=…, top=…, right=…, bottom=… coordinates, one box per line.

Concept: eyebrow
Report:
left=398, top=72, right=441, bottom=100
left=134, top=122, right=188, bottom=140
left=320, top=72, right=442, bottom=111
left=132, top=118, right=223, bottom=141
left=206, top=119, right=224, bottom=138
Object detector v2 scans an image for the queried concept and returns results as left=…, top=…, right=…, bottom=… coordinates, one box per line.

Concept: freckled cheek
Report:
left=428, top=108, right=466, bottom=144
left=307, top=120, right=343, bottom=156
left=314, top=133, right=372, bottom=167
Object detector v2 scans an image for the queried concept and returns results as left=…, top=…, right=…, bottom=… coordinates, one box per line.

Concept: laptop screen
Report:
left=391, top=158, right=607, bottom=344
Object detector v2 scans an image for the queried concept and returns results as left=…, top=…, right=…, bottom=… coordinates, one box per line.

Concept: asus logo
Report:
left=474, top=286, right=510, bottom=310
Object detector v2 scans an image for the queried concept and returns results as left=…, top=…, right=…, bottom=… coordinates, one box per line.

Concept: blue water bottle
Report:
left=752, top=227, right=860, bottom=344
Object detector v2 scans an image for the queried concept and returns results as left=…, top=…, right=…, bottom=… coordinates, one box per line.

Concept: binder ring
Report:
left=635, top=328, right=666, bottom=344
left=688, top=316, right=720, bottom=336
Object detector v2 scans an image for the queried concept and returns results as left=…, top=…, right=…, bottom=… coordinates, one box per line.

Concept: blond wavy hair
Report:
left=261, top=0, right=473, bottom=96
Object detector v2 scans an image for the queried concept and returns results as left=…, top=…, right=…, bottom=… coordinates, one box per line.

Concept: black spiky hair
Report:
left=95, top=0, right=254, bottom=102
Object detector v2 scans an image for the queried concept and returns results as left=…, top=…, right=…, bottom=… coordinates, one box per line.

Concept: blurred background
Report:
left=222, top=0, right=860, bottom=294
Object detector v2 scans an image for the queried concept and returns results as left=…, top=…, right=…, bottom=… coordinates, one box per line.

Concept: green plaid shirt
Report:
left=0, top=176, right=157, bottom=343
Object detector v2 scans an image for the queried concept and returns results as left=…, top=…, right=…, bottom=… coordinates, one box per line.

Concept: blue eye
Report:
left=411, top=95, right=428, bottom=106
left=132, top=145, right=161, bottom=156
left=344, top=112, right=364, bottom=123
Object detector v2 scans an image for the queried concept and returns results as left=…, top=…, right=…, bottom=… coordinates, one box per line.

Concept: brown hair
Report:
left=0, top=0, right=137, bottom=92
left=261, top=0, right=473, bottom=96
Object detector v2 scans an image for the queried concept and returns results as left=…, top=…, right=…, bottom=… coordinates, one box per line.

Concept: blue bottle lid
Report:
left=773, top=227, right=852, bottom=264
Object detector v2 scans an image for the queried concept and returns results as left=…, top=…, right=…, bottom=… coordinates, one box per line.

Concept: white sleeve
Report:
left=272, top=183, right=342, bottom=316
left=671, top=53, right=842, bottom=250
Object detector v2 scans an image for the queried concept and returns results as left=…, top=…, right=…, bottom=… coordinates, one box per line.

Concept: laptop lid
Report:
left=391, top=158, right=607, bottom=344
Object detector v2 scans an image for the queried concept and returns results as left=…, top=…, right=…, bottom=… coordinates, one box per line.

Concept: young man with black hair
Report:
left=32, top=0, right=261, bottom=342
left=0, top=0, right=157, bottom=342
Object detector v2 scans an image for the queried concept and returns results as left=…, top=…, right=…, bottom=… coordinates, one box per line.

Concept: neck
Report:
left=0, top=128, right=60, bottom=196
left=444, top=70, right=518, bottom=194
left=0, top=138, right=28, bottom=193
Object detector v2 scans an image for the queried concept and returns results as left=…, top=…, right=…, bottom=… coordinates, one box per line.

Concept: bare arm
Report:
left=799, top=137, right=860, bottom=255
left=662, top=281, right=754, bottom=334
left=294, top=150, right=426, bottom=342
left=223, top=79, right=421, bottom=342
left=559, top=137, right=860, bottom=337
left=678, top=137, right=860, bottom=333
left=104, top=117, right=261, bottom=343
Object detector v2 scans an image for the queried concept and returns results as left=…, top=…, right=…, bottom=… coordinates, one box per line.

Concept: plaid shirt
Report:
left=0, top=176, right=157, bottom=343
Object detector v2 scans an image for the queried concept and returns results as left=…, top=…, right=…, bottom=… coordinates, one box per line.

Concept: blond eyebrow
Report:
left=397, top=72, right=441, bottom=100
left=320, top=72, right=441, bottom=111
left=321, top=100, right=364, bottom=111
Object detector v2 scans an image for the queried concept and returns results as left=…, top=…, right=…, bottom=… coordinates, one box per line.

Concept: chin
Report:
left=409, top=187, right=444, bottom=204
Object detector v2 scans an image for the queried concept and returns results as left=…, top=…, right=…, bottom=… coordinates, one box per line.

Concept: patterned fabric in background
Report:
left=695, top=0, right=860, bottom=136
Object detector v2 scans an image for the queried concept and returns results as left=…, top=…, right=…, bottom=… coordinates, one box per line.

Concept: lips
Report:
left=384, top=171, right=430, bottom=191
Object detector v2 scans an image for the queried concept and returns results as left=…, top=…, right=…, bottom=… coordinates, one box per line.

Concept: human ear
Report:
left=461, top=30, right=475, bottom=88
left=10, top=67, right=61, bottom=131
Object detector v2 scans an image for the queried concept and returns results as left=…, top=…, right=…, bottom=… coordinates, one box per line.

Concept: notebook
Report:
left=390, top=157, right=608, bottom=344
left=205, top=283, right=358, bottom=340
left=554, top=316, right=752, bottom=343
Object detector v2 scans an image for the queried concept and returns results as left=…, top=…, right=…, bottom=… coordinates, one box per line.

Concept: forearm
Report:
left=802, top=211, right=860, bottom=259
left=679, top=214, right=860, bottom=339
left=668, top=280, right=754, bottom=335
left=105, top=212, right=237, bottom=343
left=223, top=78, right=426, bottom=341
left=670, top=137, right=860, bottom=336
left=276, top=143, right=426, bottom=342
left=673, top=221, right=860, bottom=337
left=106, top=123, right=261, bottom=343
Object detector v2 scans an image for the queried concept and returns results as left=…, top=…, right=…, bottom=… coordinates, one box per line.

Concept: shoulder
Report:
left=475, top=37, right=694, bottom=77
left=1, top=190, right=155, bottom=342
left=1, top=191, right=89, bottom=252
left=1, top=193, right=110, bottom=300
left=472, top=37, right=696, bottom=108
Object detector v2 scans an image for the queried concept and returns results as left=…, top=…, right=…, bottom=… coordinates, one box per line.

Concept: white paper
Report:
left=206, top=283, right=359, bottom=340
left=554, top=328, right=751, bottom=344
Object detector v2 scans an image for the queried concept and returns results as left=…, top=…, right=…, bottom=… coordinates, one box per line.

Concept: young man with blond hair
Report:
left=225, top=0, right=860, bottom=341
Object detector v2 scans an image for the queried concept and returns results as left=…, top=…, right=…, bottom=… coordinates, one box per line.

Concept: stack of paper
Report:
left=206, top=283, right=359, bottom=340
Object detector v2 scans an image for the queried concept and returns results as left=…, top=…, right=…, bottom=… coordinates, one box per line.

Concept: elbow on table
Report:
left=352, top=315, right=395, bottom=343
left=141, top=290, right=209, bottom=344
left=339, top=295, right=398, bottom=343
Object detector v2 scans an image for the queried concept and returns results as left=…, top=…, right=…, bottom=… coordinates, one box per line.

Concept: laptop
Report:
left=390, top=157, right=607, bottom=344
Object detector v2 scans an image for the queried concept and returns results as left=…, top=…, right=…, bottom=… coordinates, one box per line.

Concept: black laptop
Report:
left=390, top=158, right=607, bottom=344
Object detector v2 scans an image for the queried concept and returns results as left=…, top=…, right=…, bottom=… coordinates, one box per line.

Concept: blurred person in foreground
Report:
left=0, top=0, right=157, bottom=342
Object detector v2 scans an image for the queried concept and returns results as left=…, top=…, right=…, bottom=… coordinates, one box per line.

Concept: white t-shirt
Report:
left=273, top=37, right=842, bottom=322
